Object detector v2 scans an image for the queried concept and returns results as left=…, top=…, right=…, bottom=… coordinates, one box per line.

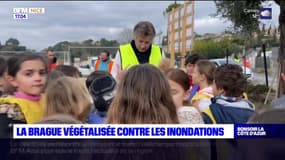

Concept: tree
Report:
left=52, top=38, right=120, bottom=61
left=192, top=38, right=242, bottom=59
left=0, top=38, right=28, bottom=52
left=214, top=0, right=285, bottom=96
left=163, top=2, right=182, bottom=16
left=194, top=32, right=202, bottom=38
left=82, top=39, right=94, bottom=46
left=53, top=41, right=69, bottom=51
left=5, top=38, right=20, bottom=46
left=215, top=1, right=261, bottom=35
left=117, top=28, right=133, bottom=44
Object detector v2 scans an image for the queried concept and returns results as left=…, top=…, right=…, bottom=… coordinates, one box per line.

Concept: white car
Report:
left=77, top=57, right=99, bottom=77
left=78, top=64, right=93, bottom=77
left=210, top=58, right=253, bottom=81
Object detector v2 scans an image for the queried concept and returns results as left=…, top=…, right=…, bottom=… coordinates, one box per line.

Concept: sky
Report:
left=0, top=1, right=280, bottom=51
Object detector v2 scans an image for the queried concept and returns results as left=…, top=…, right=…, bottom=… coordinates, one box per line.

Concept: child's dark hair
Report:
left=55, top=65, right=80, bottom=77
left=86, top=71, right=110, bottom=88
left=0, top=57, right=7, bottom=77
left=7, top=54, right=47, bottom=77
left=185, top=53, right=206, bottom=65
left=165, top=68, right=190, bottom=91
left=214, top=64, right=247, bottom=97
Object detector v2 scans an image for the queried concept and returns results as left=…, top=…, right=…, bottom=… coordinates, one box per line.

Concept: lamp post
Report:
left=226, top=48, right=229, bottom=64
left=262, top=38, right=269, bottom=88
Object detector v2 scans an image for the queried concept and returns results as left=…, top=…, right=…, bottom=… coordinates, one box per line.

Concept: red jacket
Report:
left=48, top=63, right=57, bottom=71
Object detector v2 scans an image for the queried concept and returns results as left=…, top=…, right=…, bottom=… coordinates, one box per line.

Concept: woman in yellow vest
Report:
left=0, top=54, right=47, bottom=138
left=111, top=21, right=165, bottom=80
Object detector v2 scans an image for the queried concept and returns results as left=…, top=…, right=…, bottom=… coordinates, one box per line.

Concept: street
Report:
left=252, top=71, right=277, bottom=90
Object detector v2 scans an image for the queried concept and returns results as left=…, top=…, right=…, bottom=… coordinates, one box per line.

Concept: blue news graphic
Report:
left=260, top=8, right=272, bottom=20
left=14, top=125, right=229, bottom=139
left=234, top=124, right=285, bottom=138
left=16, top=126, right=224, bottom=137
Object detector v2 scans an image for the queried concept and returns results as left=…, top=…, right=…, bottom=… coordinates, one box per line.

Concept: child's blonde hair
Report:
left=45, top=76, right=91, bottom=122
left=158, top=58, right=172, bottom=73
left=196, top=60, right=216, bottom=85
left=36, top=114, right=81, bottom=124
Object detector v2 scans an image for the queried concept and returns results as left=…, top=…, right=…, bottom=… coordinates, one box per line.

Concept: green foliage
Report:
left=0, top=38, right=27, bottom=52
left=214, top=1, right=262, bottom=36
left=163, top=2, right=182, bottom=16
left=192, top=38, right=242, bottom=59
left=213, top=1, right=283, bottom=50
left=5, top=38, right=19, bottom=46
left=51, top=38, right=120, bottom=61
left=247, top=84, right=272, bottom=104
left=247, top=84, right=269, bottom=94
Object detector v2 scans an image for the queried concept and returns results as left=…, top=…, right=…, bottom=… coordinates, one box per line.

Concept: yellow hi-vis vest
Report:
left=0, top=97, right=45, bottom=124
left=119, top=44, right=162, bottom=70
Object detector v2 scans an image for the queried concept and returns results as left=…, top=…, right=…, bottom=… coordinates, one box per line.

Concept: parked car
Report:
left=77, top=57, right=99, bottom=77
left=210, top=58, right=253, bottom=81
left=78, top=64, right=93, bottom=77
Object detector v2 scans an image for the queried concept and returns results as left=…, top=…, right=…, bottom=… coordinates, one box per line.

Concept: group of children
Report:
left=0, top=53, right=257, bottom=133
left=1, top=52, right=283, bottom=160
left=0, top=54, right=100, bottom=137
left=162, top=54, right=256, bottom=125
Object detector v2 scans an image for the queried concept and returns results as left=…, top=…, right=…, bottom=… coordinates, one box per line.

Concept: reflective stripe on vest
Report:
left=95, top=60, right=114, bottom=73
left=203, top=108, right=217, bottom=124
left=191, top=93, right=213, bottom=105
left=119, top=44, right=162, bottom=70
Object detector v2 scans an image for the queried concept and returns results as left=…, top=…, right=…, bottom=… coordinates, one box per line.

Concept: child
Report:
left=0, top=54, right=47, bottom=138
left=201, top=64, right=255, bottom=160
left=165, top=68, right=204, bottom=124
left=104, top=64, right=209, bottom=160
left=45, top=76, right=91, bottom=122
left=86, top=71, right=116, bottom=124
left=191, top=60, right=216, bottom=111
left=184, top=53, right=206, bottom=101
left=106, top=64, right=179, bottom=124
left=202, top=64, right=255, bottom=124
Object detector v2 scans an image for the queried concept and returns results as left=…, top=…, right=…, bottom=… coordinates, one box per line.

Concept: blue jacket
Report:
left=202, top=96, right=255, bottom=124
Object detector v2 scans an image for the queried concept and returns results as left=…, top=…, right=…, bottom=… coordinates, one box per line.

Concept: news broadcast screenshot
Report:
left=0, top=1, right=284, bottom=160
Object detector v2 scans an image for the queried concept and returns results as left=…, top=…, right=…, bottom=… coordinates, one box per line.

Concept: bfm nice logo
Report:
left=13, top=8, right=45, bottom=20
